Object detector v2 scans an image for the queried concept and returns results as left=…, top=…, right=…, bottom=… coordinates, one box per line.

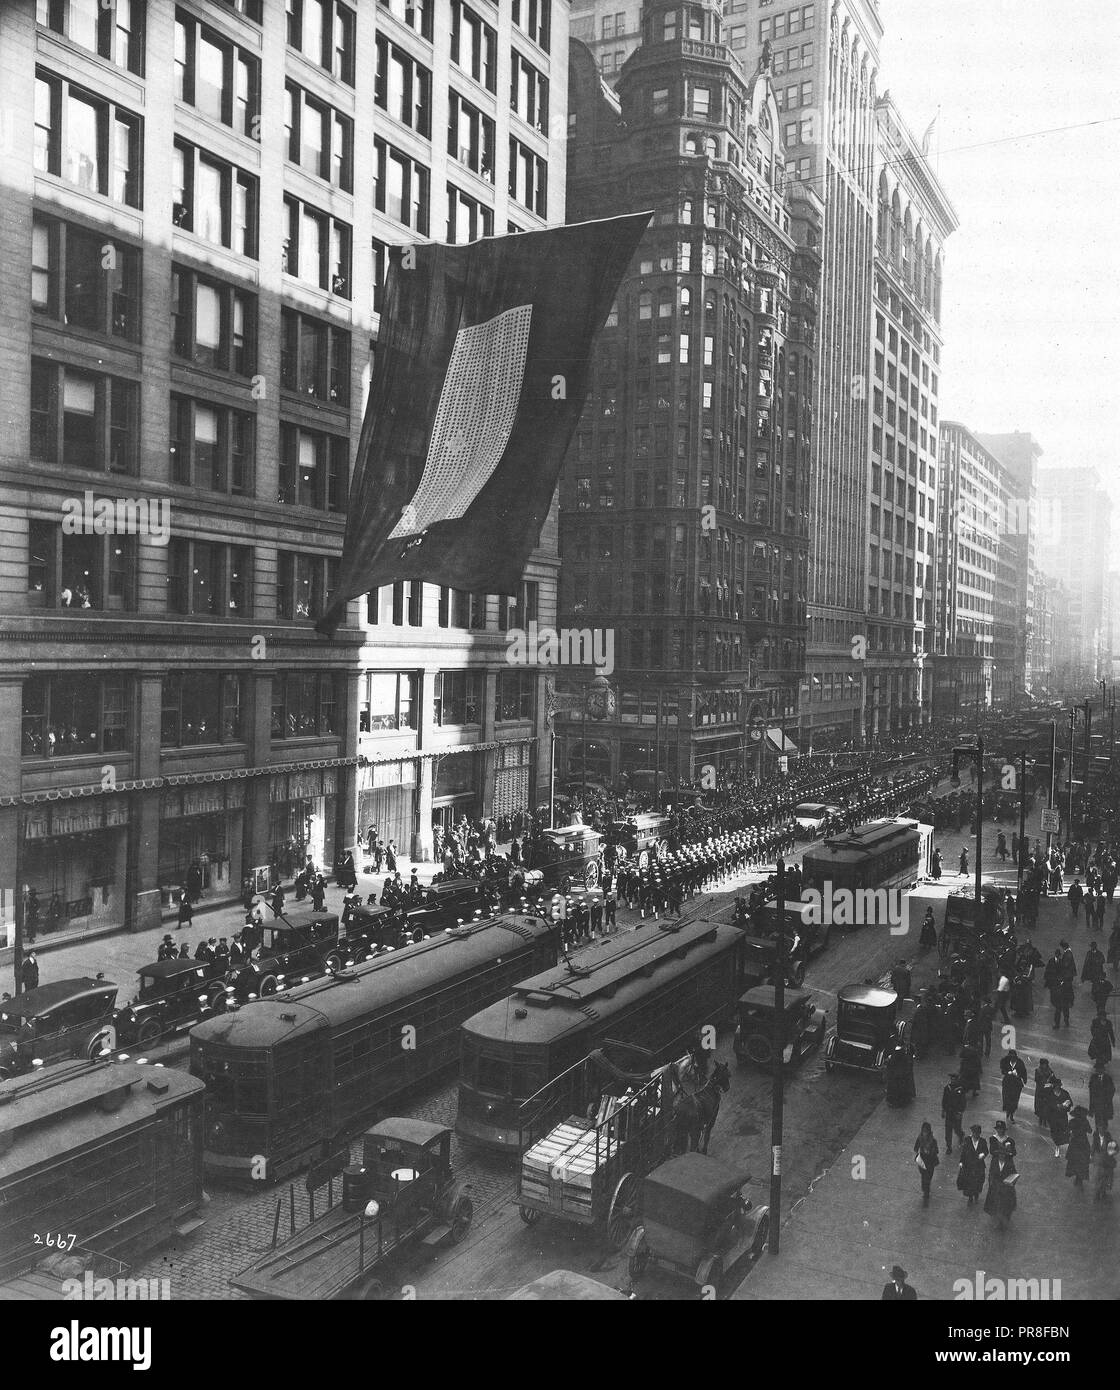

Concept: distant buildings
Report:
left=1037, top=467, right=1113, bottom=686
left=556, top=0, right=821, bottom=788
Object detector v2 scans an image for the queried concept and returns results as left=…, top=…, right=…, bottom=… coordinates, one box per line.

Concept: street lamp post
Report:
left=769, top=855, right=786, bottom=1257
left=1016, top=749, right=1027, bottom=894
left=950, top=737, right=984, bottom=986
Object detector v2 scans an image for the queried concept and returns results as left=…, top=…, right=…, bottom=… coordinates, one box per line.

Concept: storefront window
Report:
left=22, top=673, right=131, bottom=757
left=161, top=672, right=244, bottom=747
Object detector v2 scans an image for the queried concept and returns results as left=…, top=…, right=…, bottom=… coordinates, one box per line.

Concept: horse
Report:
left=672, top=1061, right=731, bottom=1154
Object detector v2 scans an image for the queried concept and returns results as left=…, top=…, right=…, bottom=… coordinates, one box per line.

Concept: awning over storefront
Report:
left=766, top=728, right=799, bottom=755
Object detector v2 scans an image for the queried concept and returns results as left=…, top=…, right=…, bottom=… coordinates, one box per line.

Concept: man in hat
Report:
left=157, top=935, right=176, bottom=962
left=941, top=1072, right=967, bottom=1154
left=215, top=937, right=230, bottom=966
left=1089, top=1060, right=1115, bottom=1152
left=881, top=1265, right=917, bottom=1300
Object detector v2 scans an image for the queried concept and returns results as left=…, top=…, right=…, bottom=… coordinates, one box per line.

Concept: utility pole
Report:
left=1046, top=719, right=1056, bottom=862
left=1067, top=707, right=1076, bottom=844
left=12, top=811, right=24, bottom=997
left=1016, top=748, right=1027, bottom=894
left=769, top=855, right=786, bottom=1257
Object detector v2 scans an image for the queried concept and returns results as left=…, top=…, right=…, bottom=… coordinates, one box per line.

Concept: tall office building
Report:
left=975, top=431, right=1041, bottom=696
left=863, top=95, right=956, bottom=738
left=1037, top=466, right=1113, bottom=687
left=0, top=0, right=569, bottom=950
left=556, top=0, right=821, bottom=788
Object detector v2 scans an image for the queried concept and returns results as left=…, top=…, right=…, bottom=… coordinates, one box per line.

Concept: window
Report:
left=32, top=216, right=140, bottom=342
left=360, top=672, right=418, bottom=732
left=510, top=51, right=549, bottom=134
left=448, top=92, right=496, bottom=181
left=447, top=185, right=494, bottom=244
left=375, top=36, right=432, bottom=138
left=27, top=521, right=137, bottom=612
left=215, top=0, right=262, bottom=18
left=275, top=550, right=337, bottom=621
left=35, top=71, right=142, bottom=208
left=37, top=0, right=145, bottom=76
left=173, top=140, right=258, bottom=257
left=175, top=11, right=258, bottom=137
left=286, top=0, right=355, bottom=85
left=373, top=139, right=431, bottom=234
left=651, top=87, right=669, bottom=117
left=497, top=671, right=535, bottom=722
left=280, top=310, right=351, bottom=406
left=512, top=0, right=550, bottom=52
left=283, top=195, right=352, bottom=294
left=22, top=673, right=131, bottom=758
left=167, top=539, right=251, bottom=617
left=272, top=673, right=342, bottom=739
left=692, top=86, right=711, bottom=118
left=509, top=138, right=547, bottom=216
left=171, top=267, right=256, bottom=376
left=170, top=395, right=254, bottom=495
left=279, top=425, right=348, bottom=512
left=31, top=359, right=138, bottom=475
left=377, top=0, right=433, bottom=41
left=433, top=671, right=482, bottom=726
left=162, top=672, right=244, bottom=746
left=451, top=1, right=497, bottom=91
left=286, top=82, right=354, bottom=189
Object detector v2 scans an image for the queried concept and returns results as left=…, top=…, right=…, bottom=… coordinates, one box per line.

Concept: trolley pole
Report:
left=1016, top=749, right=1027, bottom=894
left=769, top=855, right=786, bottom=1257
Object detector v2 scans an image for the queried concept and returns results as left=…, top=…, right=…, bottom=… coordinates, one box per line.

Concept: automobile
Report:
left=626, top=1152, right=770, bottom=1295
left=114, top=959, right=231, bottom=1047
left=607, top=814, right=671, bottom=871
left=507, top=1270, right=630, bottom=1301
left=522, top=824, right=604, bottom=891
left=403, top=879, right=493, bottom=934
left=229, top=909, right=343, bottom=996
left=733, top=985, right=828, bottom=1068
left=0, top=978, right=119, bottom=1077
left=793, top=802, right=841, bottom=838
left=824, top=984, right=911, bottom=1074
left=738, top=901, right=831, bottom=989
left=231, top=1119, right=473, bottom=1301
left=941, top=883, right=1005, bottom=959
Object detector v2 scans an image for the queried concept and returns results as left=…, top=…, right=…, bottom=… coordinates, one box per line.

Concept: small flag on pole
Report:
left=921, top=113, right=938, bottom=157
left=316, top=213, right=652, bottom=637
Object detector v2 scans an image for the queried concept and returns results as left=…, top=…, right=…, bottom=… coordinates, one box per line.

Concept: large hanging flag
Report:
left=316, top=212, right=652, bottom=638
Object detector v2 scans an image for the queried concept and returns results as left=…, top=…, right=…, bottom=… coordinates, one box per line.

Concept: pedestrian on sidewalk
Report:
left=310, top=875, right=326, bottom=912
left=177, top=890, right=193, bottom=929
left=977, top=998, right=995, bottom=1057
left=959, top=846, right=969, bottom=877
left=999, top=1050, right=1027, bottom=1123
left=941, top=1072, right=966, bottom=1154
left=881, top=1265, right=917, bottom=1300
left=385, top=840, right=397, bottom=873
left=984, top=1142, right=1018, bottom=1231
left=1067, top=1108, right=1092, bottom=1190
left=1033, top=1058, right=1054, bottom=1123
left=20, top=952, right=39, bottom=992
left=957, top=1125, right=988, bottom=1207
left=994, top=973, right=1012, bottom=1024
left=1050, top=975, right=1074, bottom=1028
left=1082, top=940, right=1106, bottom=988
left=1048, top=1079, right=1072, bottom=1157
left=1089, top=1011, right=1115, bottom=1065
left=1089, top=1061, right=1115, bottom=1152
left=270, top=884, right=285, bottom=918
left=913, top=1121, right=939, bottom=1206
left=1068, top=878, right=1084, bottom=920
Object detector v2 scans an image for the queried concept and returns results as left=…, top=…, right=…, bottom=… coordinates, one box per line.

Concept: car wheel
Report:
left=696, top=1255, right=723, bottom=1294
left=745, top=1032, right=773, bottom=1065
left=628, top=1247, right=650, bottom=1282
left=257, top=974, right=279, bottom=997
left=354, top=1277, right=384, bottom=1301
left=518, top=1205, right=541, bottom=1227
left=752, top=1213, right=771, bottom=1258
left=137, top=1019, right=163, bottom=1048
left=449, top=1196, right=473, bottom=1245
left=325, top=952, right=344, bottom=973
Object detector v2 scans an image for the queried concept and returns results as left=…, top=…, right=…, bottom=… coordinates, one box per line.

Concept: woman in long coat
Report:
left=984, top=1142, right=1018, bottom=1230
left=913, top=1121, right=940, bottom=1205
left=1033, top=1059, right=1053, bottom=1123
left=1089, top=1012, right=1116, bottom=1065
left=957, top=1124, right=988, bottom=1205
left=1066, top=1110, right=1091, bottom=1188
left=1048, top=1082, right=1072, bottom=1156
left=1001, top=1066, right=1025, bottom=1124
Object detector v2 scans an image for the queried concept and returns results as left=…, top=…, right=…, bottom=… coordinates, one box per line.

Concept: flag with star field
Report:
left=315, top=212, right=651, bottom=638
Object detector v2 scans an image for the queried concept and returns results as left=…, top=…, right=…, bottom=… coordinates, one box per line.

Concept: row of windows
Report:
left=37, top=0, right=144, bottom=76
left=367, top=581, right=539, bottom=633
left=360, top=668, right=536, bottom=732
left=24, top=525, right=337, bottom=626
left=759, top=5, right=815, bottom=42
left=19, top=669, right=341, bottom=759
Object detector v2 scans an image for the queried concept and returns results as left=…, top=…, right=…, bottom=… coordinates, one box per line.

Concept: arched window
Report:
left=704, top=135, right=718, bottom=158
left=923, top=238, right=934, bottom=306
left=877, top=174, right=889, bottom=250
left=638, top=291, right=652, bottom=320
left=679, top=286, right=691, bottom=315
left=684, top=134, right=699, bottom=156
left=890, top=191, right=902, bottom=268
left=680, top=197, right=693, bottom=222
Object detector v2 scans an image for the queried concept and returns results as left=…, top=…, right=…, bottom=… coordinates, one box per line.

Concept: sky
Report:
left=878, top=0, right=1120, bottom=503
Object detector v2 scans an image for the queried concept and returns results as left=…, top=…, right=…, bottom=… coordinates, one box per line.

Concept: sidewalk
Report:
left=736, top=889, right=1119, bottom=1301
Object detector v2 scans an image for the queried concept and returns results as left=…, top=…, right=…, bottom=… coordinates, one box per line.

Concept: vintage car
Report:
left=403, top=879, right=493, bottom=934
left=227, top=909, right=344, bottom=996
left=607, top=814, right=671, bottom=871
left=738, top=901, right=830, bottom=989
left=0, top=978, right=119, bottom=1077
left=114, top=958, right=231, bottom=1047
left=626, top=1153, right=770, bottom=1294
left=940, top=883, right=1006, bottom=960
left=522, top=824, right=604, bottom=891
left=231, top=1118, right=473, bottom=1301
left=733, top=986, right=828, bottom=1068
left=793, top=803, right=842, bottom=839
left=507, top=1270, right=630, bottom=1300
left=824, top=984, right=910, bottom=1074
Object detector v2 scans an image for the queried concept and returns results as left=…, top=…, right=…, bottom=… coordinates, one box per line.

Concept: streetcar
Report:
left=0, top=1058, right=204, bottom=1285
left=800, top=818, right=932, bottom=928
left=190, top=912, right=558, bottom=1181
left=455, top=917, right=746, bottom=1152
